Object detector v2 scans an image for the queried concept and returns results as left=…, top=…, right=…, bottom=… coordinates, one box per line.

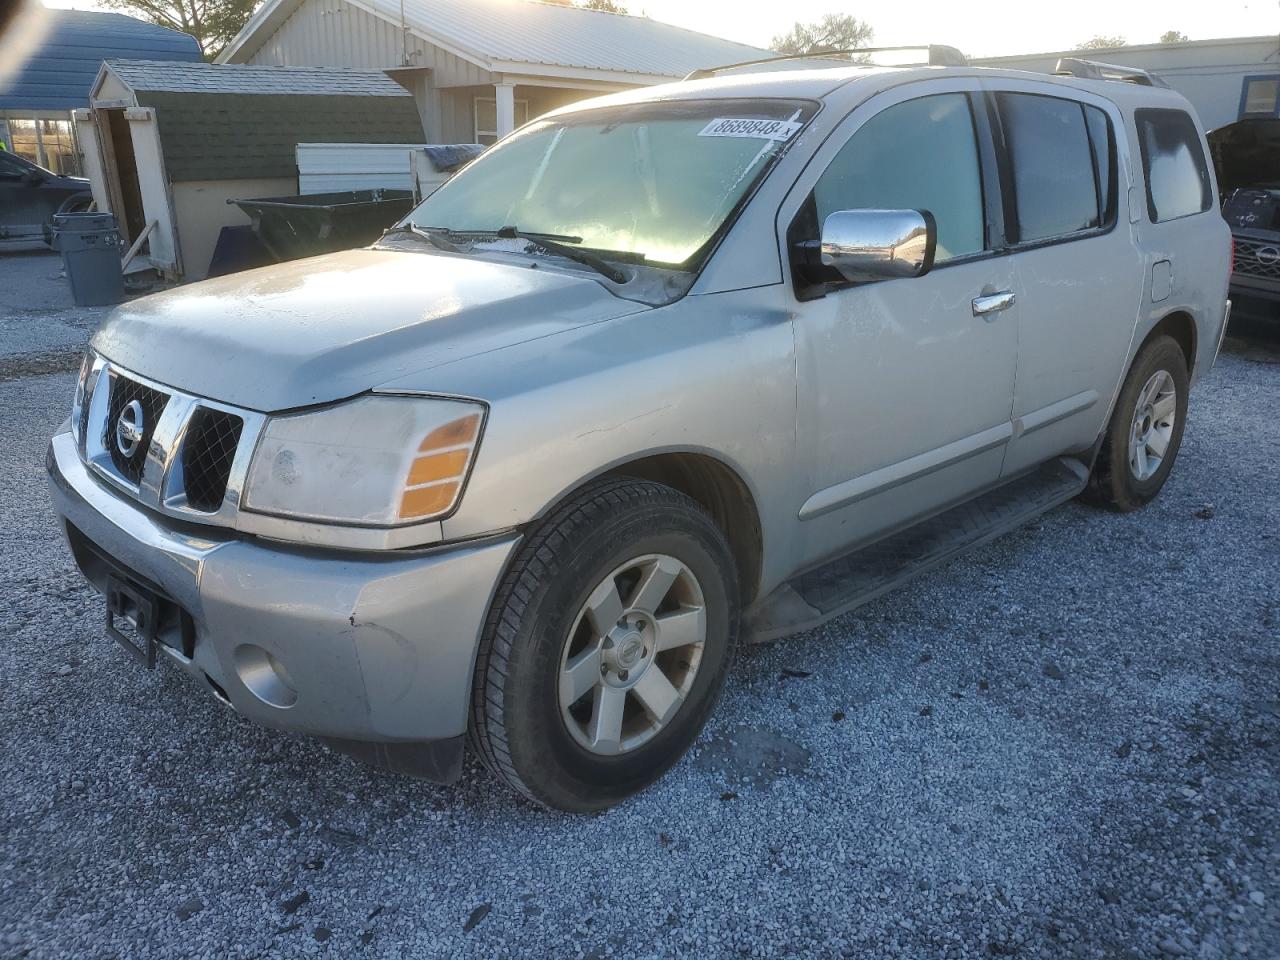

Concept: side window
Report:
left=1135, top=108, right=1213, bottom=222
left=0, top=153, right=28, bottom=178
left=813, top=93, right=985, bottom=262
left=1084, top=105, right=1117, bottom=227
left=997, top=93, right=1102, bottom=243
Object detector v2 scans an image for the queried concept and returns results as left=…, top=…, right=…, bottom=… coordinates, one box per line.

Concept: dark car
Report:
left=0, top=150, right=93, bottom=247
left=1209, top=118, right=1280, bottom=322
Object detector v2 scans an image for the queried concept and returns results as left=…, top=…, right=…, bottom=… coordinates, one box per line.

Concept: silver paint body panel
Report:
left=48, top=65, right=1231, bottom=746
left=48, top=428, right=517, bottom=742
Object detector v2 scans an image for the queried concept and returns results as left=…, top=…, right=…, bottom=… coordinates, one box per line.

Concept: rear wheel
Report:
left=469, top=478, right=738, bottom=812
left=1084, top=335, right=1189, bottom=511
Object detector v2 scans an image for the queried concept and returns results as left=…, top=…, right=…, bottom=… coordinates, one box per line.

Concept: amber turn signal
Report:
left=398, top=413, right=483, bottom=520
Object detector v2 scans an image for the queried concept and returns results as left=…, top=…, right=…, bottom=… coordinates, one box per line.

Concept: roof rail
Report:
left=684, top=44, right=967, bottom=81
left=1053, top=57, right=1169, bottom=88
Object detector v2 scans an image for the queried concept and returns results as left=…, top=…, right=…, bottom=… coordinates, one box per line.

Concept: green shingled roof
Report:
left=106, top=59, right=414, bottom=97
left=135, top=91, right=424, bottom=182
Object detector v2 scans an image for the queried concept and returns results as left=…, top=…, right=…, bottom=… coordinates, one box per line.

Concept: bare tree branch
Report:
left=98, top=0, right=257, bottom=58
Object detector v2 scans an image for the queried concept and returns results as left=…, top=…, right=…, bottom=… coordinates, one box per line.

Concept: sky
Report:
left=38, top=0, right=1280, bottom=58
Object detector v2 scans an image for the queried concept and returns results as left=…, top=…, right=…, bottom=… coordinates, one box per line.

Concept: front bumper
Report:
left=46, top=427, right=518, bottom=776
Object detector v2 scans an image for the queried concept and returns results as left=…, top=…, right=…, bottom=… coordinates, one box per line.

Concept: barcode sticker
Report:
left=697, top=118, right=803, bottom=141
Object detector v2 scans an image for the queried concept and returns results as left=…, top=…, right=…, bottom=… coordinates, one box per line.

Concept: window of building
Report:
left=6, top=118, right=40, bottom=167
left=997, top=93, right=1107, bottom=243
left=813, top=93, right=986, bottom=262
left=2, top=116, right=79, bottom=175
left=1135, top=108, right=1213, bottom=223
left=1241, top=77, right=1280, bottom=118
left=39, top=119, right=78, bottom=175
left=474, top=97, right=530, bottom=146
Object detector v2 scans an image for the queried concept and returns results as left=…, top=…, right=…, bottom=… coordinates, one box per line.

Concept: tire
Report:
left=469, top=477, right=739, bottom=812
left=1083, top=335, right=1189, bottom=511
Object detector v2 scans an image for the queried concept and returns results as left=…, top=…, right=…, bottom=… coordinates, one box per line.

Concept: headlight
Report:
left=70, top=351, right=93, bottom=448
left=243, top=395, right=484, bottom=526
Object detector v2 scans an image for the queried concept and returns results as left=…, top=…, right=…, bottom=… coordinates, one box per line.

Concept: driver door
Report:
left=784, top=82, right=1019, bottom=567
left=0, top=153, right=45, bottom=242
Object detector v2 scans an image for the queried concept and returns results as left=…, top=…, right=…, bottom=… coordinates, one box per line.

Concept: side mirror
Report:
left=818, top=209, right=936, bottom=283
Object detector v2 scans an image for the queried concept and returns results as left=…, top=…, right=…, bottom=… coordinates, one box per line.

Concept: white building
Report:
left=976, top=36, right=1280, bottom=131
left=215, top=0, right=769, bottom=144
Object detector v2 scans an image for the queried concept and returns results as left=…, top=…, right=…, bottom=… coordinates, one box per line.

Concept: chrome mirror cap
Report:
left=819, top=209, right=937, bottom=283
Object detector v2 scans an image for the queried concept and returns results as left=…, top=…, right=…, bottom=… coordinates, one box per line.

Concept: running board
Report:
left=744, top=458, right=1089, bottom=642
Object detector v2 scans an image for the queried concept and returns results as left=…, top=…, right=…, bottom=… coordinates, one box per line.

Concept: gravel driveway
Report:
left=1, top=252, right=1277, bottom=959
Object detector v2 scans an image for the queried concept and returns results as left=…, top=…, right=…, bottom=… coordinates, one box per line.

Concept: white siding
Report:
left=976, top=37, right=1280, bottom=131
left=245, top=0, right=490, bottom=87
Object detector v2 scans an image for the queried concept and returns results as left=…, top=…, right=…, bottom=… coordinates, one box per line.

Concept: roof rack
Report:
left=684, top=44, right=968, bottom=81
left=1053, top=57, right=1169, bottom=88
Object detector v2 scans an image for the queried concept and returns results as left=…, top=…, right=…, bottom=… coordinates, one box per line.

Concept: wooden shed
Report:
left=78, top=59, right=425, bottom=280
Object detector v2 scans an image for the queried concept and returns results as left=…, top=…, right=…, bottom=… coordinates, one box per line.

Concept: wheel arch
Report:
left=597, top=452, right=764, bottom=604
left=527, top=450, right=765, bottom=605
left=1143, top=309, right=1197, bottom=375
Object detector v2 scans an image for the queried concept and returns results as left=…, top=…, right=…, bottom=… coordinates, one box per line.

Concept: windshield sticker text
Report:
left=697, top=118, right=802, bottom=142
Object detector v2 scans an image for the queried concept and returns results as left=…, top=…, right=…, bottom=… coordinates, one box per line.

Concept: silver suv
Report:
left=48, top=59, right=1231, bottom=811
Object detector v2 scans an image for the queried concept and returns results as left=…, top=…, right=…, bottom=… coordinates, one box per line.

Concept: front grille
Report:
left=105, top=374, right=170, bottom=484
left=181, top=408, right=244, bottom=512
left=80, top=356, right=262, bottom=527
left=1233, top=236, right=1280, bottom=283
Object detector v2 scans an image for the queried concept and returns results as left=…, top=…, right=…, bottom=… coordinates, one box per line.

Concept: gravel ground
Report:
left=1, top=252, right=1278, bottom=959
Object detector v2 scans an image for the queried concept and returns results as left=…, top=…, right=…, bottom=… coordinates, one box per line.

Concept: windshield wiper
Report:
left=382, top=223, right=461, bottom=253
left=495, top=225, right=628, bottom=284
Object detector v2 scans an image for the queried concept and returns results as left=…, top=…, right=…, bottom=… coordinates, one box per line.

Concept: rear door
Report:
left=985, top=82, right=1146, bottom=477
left=1131, top=106, right=1229, bottom=376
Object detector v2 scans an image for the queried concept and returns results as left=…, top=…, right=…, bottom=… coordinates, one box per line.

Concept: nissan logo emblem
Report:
left=1257, top=246, right=1280, bottom=266
left=115, top=399, right=146, bottom=458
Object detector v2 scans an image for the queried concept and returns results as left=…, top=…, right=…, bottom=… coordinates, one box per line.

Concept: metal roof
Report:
left=225, top=0, right=769, bottom=79
left=0, top=10, right=201, bottom=112
left=103, top=60, right=413, bottom=97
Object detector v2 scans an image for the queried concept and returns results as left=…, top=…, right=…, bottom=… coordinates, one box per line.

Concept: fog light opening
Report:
left=233, top=644, right=298, bottom=709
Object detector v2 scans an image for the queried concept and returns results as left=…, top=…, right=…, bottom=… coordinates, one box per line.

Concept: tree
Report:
left=545, top=0, right=630, bottom=11
left=1076, top=35, right=1127, bottom=50
left=98, top=0, right=257, bottom=59
left=1159, top=30, right=1190, bottom=43
left=771, top=14, right=874, bottom=57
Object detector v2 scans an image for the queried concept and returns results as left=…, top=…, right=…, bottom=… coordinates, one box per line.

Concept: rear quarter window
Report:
left=1135, top=108, right=1213, bottom=222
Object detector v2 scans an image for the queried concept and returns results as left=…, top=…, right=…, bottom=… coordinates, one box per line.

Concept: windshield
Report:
left=404, top=98, right=816, bottom=268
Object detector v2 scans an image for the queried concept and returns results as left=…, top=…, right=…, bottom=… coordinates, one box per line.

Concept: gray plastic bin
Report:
left=52, top=212, right=125, bottom=307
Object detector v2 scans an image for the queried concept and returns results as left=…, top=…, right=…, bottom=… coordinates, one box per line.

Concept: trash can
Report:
left=229, top=189, right=415, bottom=263
left=51, top=212, right=125, bottom=307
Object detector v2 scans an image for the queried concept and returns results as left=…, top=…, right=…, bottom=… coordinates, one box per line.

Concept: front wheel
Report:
left=1084, top=335, right=1189, bottom=511
left=469, top=478, right=739, bottom=812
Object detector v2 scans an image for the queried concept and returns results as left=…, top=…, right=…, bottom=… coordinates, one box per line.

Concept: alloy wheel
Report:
left=1128, top=369, right=1177, bottom=482
left=558, top=554, right=707, bottom=756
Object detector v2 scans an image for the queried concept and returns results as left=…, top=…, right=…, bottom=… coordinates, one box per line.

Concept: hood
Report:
left=1208, top=118, right=1280, bottom=195
left=92, top=249, right=646, bottom=411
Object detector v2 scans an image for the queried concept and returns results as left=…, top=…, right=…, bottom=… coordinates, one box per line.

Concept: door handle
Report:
left=972, top=290, right=1016, bottom=318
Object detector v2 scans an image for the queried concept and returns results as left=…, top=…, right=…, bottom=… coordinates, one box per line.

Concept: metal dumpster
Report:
left=229, top=189, right=415, bottom=262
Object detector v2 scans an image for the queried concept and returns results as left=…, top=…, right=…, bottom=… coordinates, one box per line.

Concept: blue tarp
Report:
left=0, top=10, right=201, bottom=112
left=422, top=144, right=485, bottom=172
